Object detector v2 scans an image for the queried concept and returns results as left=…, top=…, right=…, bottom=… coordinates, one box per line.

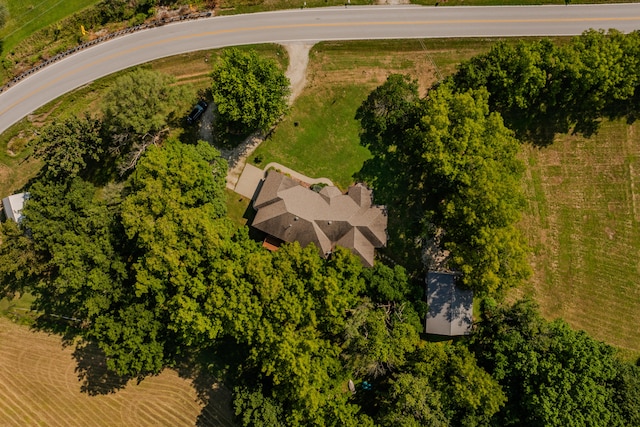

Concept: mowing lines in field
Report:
left=523, top=121, right=640, bottom=355
left=0, top=318, right=223, bottom=426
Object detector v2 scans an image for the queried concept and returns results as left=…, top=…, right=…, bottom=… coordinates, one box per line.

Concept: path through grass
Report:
left=248, top=39, right=471, bottom=189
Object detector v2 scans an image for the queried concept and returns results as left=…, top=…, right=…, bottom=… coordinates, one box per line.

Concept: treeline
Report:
left=450, top=29, right=640, bottom=145
left=1, top=34, right=640, bottom=426
left=351, top=28, right=640, bottom=426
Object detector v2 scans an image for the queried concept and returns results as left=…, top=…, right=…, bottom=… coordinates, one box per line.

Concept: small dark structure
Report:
left=425, top=271, right=473, bottom=336
left=251, top=171, right=387, bottom=267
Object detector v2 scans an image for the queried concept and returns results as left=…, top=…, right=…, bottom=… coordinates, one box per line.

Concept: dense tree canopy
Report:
left=102, top=69, right=189, bottom=173
left=451, top=30, right=640, bottom=145
left=31, top=114, right=105, bottom=181
left=211, top=48, right=290, bottom=135
left=357, top=76, right=530, bottom=294
left=470, top=299, right=635, bottom=427
left=15, top=177, right=128, bottom=336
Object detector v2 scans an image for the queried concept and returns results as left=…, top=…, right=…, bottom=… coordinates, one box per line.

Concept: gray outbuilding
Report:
left=2, top=192, right=29, bottom=224
left=426, top=271, right=473, bottom=336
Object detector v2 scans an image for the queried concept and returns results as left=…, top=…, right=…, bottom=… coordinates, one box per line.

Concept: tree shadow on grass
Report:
left=354, top=155, right=426, bottom=276
left=72, top=341, right=132, bottom=396
left=176, top=339, right=248, bottom=427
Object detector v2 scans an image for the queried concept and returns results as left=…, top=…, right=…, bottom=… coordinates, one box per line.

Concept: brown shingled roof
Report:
left=251, top=171, right=388, bottom=267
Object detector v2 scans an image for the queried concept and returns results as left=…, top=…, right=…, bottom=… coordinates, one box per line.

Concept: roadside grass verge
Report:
left=0, top=0, right=99, bottom=55
left=520, top=120, right=640, bottom=358
left=411, top=0, right=639, bottom=5
left=0, top=44, right=285, bottom=198
left=218, top=0, right=638, bottom=14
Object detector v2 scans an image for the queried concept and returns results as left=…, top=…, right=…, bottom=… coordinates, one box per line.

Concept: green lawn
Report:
left=249, top=84, right=372, bottom=190
left=248, top=39, right=479, bottom=189
left=0, top=293, right=35, bottom=324
left=1, top=0, right=99, bottom=55
left=520, top=121, right=640, bottom=357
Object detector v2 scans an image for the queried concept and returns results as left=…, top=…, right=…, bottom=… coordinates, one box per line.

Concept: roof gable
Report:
left=251, top=171, right=387, bottom=266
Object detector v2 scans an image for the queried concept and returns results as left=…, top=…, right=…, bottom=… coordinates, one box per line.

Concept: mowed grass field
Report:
left=0, top=317, right=235, bottom=426
left=520, top=121, right=640, bottom=357
left=0, top=0, right=99, bottom=54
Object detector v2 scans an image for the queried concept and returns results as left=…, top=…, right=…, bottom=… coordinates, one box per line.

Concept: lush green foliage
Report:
left=0, top=138, right=233, bottom=376
left=31, top=115, right=104, bottom=181
left=356, top=75, right=530, bottom=294
left=211, top=48, right=290, bottom=135
left=470, top=299, right=636, bottom=426
left=0, top=218, right=40, bottom=298
left=103, top=69, right=189, bottom=173
left=451, top=30, right=640, bottom=145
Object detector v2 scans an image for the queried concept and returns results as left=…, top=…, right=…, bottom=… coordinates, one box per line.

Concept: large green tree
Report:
left=357, top=76, right=530, bottom=294
left=102, top=69, right=188, bottom=174
left=94, top=139, right=232, bottom=374
left=227, top=244, right=371, bottom=426
left=211, top=48, right=290, bottom=135
left=4, top=139, right=234, bottom=376
left=451, top=30, right=640, bottom=145
left=470, top=299, right=630, bottom=426
left=31, top=114, right=105, bottom=181
left=0, top=218, right=41, bottom=298
left=376, top=343, right=505, bottom=427
left=18, top=177, right=128, bottom=329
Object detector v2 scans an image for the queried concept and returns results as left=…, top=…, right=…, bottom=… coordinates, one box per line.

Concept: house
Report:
left=425, top=271, right=473, bottom=336
left=2, top=192, right=29, bottom=224
left=251, top=171, right=387, bottom=267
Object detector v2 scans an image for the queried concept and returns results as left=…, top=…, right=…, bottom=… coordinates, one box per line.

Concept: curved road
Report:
left=1, top=4, right=639, bottom=135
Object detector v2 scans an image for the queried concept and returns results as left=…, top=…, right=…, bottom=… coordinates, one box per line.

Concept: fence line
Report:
left=0, top=11, right=213, bottom=95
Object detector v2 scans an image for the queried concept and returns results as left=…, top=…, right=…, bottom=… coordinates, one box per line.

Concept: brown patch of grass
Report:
left=519, top=121, right=640, bottom=358
left=0, top=317, right=235, bottom=426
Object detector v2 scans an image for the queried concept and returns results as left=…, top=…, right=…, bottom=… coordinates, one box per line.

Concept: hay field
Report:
left=520, top=120, right=640, bottom=357
left=0, top=318, right=235, bottom=426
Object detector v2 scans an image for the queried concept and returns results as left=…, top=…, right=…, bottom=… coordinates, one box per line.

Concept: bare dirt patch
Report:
left=284, top=42, right=315, bottom=102
left=0, top=318, right=235, bottom=426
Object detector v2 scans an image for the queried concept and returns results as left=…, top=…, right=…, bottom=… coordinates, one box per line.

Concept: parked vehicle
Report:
left=187, top=100, right=208, bottom=124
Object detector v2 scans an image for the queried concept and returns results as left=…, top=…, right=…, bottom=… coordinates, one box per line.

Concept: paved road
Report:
left=1, top=4, right=639, bottom=135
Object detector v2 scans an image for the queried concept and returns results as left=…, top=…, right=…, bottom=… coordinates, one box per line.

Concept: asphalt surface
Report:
left=1, top=4, right=639, bottom=135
